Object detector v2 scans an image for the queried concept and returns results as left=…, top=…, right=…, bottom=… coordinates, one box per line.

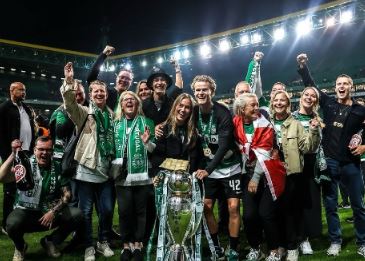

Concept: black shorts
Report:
left=204, top=174, right=242, bottom=199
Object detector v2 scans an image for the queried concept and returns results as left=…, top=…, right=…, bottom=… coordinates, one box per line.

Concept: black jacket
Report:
left=142, top=86, right=182, bottom=125
left=150, top=124, right=203, bottom=176
left=0, top=100, right=35, bottom=159
left=298, top=64, right=365, bottom=163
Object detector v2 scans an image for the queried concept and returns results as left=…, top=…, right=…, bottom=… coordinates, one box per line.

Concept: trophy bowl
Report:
left=167, top=195, right=193, bottom=245
left=168, top=171, right=192, bottom=194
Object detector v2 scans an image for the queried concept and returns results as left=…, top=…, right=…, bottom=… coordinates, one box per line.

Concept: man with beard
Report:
left=87, top=45, right=133, bottom=110
left=0, top=137, right=83, bottom=261
left=0, top=82, right=35, bottom=235
left=297, top=53, right=365, bottom=258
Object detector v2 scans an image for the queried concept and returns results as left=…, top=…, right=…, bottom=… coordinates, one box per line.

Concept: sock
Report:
left=211, top=233, right=220, bottom=248
left=230, top=236, right=239, bottom=251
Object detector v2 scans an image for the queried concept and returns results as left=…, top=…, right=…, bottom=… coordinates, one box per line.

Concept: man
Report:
left=193, top=75, right=242, bottom=261
left=62, top=62, right=115, bottom=261
left=0, top=136, right=83, bottom=261
left=87, top=45, right=133, bottom=110
left=297, top=53, right=365, bottom=258
left=0, top=82, right=35, bottom=235
left=142, top=60, right=183, bottom=125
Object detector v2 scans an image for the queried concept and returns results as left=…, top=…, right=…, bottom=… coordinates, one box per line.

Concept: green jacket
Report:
left=279, top=115, right=320, bottom=175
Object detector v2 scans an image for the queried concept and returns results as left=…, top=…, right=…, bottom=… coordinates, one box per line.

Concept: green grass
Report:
left=0, top=184, right=361, bottom=260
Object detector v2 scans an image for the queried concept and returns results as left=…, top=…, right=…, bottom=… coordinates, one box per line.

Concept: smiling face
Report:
left=272, top=92, right=290, bottom=117
left=242, top=96, right=259, bottom=122
left=152, top=76, right=167, bottom=96
left=116, top=70, right=133, bottom=93
left=137, top=82, right=152, bottom=100
left=335, top=76, right=352, bottom=103
left=174, top=98, right=193, bottom=126
left=34, top=139, right=53, bottom=168
left=300, top=88, right=318, bottom=111
left=90, top=83, right=108, bottom=108
left=121, top=93, right=138, bottom=119
left=193, top=81, right=213, bottom=106
left=235, top=82, right=251, bottom=98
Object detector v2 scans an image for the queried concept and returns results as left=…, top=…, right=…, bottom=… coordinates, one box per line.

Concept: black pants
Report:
left=242, top=175, right=279, bottom=250
left=278, top=173, right=305, bottom=250
left=2, top=182, right=16, bottom=228
left=116, top=185, right=152, bottom=244
left=6, top=207, right=83, bottom=251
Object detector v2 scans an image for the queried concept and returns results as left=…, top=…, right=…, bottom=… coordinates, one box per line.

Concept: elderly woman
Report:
left=61, top=62, right=115, bottom=261
left=292, top=86, right=326, bottom=255
left=112, top=91, right=155, bottom=261
left=233, top=93, right=285, bottom=261
left=270, top=90, right=320, bottom=261
left=135, top=80, right=152, bottom=101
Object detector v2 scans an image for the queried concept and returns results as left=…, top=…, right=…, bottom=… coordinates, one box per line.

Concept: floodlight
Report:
left=326, top=16, right=336, bottom=27
left=182, top=49, right=190, bottom=59
left=273, top=28, right=285, bottom=41
left=199, top=43, right=211, bottom=57
left=296, top=20, right=312, bottom=36
left=173, top=50, right=181, bottom=60
left=340, top=10, right=353, bottom=23
left=141, top=60, right=147, bottom=67
left=157, top=57, right=163, bottom=64
left=125, top=63, right=131, bottom=70
left=219, top=38, right=231, bottom=52
left=240, top=34, right=249, bottom=45
left=251, top=32, right=262, bottom=44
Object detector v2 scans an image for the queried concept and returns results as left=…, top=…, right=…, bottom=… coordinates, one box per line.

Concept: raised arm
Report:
left=86, top=45, right=115, bottom=85
left=245, top=51, right=264, bottom=99
left=60, top=62, right=88, bottom=131
left=0, top=139, right=21, bottom=183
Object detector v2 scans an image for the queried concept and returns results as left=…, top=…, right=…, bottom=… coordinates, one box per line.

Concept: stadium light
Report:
left=10, top=68, right=16, bottom=72
left=182, top=49, right=190, bottom=59
left=157, top=57, right=164, bottom=64
left=125, top=63, right=132, bottom=70
left=240, top=34, right=249, bottom=45
left=273, top=27, right=285, bottom=41
left=340, top=10, right=353, bottom=23
left=326, top=16, right=336, bottom=27
left=173, top=50, right=181, bottom=60
left=296, top=19, right=312, bottom=36
left=199, top=43, right=211, bottom=58
left=141, top=60, right=147, bottom=67
left=251, top=32, right=262, bottom=44
left=219, top=38, right=231, bottom=52
left=109, top=64, right=115, bottom=72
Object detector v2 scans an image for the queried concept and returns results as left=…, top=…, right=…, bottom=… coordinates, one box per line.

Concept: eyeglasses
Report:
left=122, top=98, right=136, bottom=102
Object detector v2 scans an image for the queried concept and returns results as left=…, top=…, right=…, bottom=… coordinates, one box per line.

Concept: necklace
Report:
left=338, top=105, right=350, bottom=116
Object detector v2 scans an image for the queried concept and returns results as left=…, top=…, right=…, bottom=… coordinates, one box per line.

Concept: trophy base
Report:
left=169, top=244, right=186, bottom=261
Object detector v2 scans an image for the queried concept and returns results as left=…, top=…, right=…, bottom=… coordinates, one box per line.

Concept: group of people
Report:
left=0, top=46, right=364, bottom=261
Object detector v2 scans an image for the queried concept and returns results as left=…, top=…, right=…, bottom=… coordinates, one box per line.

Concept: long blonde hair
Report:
left=299, top=86, right=324, bottom=127
left=114, top=91, right=144, bottom=120
left=163, top=93, right=197, bottom=146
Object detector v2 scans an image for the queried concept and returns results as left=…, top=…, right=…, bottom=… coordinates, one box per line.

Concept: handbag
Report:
left=61, top=115, right=88, bottom=177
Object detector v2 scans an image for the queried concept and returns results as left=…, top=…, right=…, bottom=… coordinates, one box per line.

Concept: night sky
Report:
left=0, top=0, right=335, bottom=54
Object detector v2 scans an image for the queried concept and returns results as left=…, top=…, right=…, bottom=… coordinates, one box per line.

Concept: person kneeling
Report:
left=0, top=137, right=83, bottom=261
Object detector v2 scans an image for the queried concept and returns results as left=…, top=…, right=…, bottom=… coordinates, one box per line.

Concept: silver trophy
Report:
left=156, top=159, right=203, bottom=261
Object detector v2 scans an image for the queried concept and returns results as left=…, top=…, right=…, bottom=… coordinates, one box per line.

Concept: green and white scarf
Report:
left=92, top=102, right=114, bottom=160
left=114, top=116, right=149, bottom=182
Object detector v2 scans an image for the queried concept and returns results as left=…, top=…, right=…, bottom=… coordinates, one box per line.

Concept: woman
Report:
left=112, top=91, right=155, bottom=261
left=135, top=80, right=152, bottom=101
left=61, top=62, right=115, bottom=261
left=270, top=90, right=320, bottom=261
left=150, top=93, right=203, bottom=260
left=233, top=93, right=285, bottom=261
left=292, top=87, right=327, bottom=255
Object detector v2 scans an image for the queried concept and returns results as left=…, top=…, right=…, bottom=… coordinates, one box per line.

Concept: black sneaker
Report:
left=346, top=216, right=354, bottom=223
left=120, top=248, right=132, bottom=261
left=133, top=249, right=144, bottom=261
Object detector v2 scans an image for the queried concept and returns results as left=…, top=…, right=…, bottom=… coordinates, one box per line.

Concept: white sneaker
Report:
left=246, top=248, right=265, bottom=260
left=12, top=244, right=27, bottom=261
left=300, top=239, right=313, bottom=255
left=96, top=241, right=114, bottom=257
left=327, top=243, right=341, bottom=256
left=286, top=249, right=299, bottom=261
left=84, top=246, right=96, bottom=261
left=358, top=245, right=365, bottom=258
left=265, top=251, right=281, bottom=261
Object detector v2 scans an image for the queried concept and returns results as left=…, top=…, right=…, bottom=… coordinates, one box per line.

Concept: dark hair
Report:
left=35, top=135, right=52, bottom=145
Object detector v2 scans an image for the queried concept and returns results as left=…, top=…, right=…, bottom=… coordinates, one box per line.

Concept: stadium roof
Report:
left=1, top=0, right=335, bottom=54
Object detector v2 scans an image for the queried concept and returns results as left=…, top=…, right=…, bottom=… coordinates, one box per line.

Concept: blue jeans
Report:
left=77, top=179, right=114, bottom=247
left=322, top=158, right=365, bottom=245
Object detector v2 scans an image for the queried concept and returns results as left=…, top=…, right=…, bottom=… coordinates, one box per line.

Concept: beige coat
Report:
left=279, top=115, right=320, bottom=175
left=60, top=81, right=113, bottom=170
